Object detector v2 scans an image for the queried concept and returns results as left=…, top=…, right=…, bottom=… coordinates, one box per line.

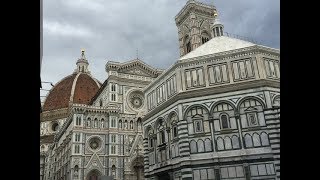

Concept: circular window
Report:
left=51, top=122, right=59, bottom=132
left=89, top=137, right=101, bottom=151
left=128, top=90, right=144, bottom=110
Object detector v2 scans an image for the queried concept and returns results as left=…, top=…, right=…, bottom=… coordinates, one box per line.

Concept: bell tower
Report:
left=175, top=0, right=220, bottom=57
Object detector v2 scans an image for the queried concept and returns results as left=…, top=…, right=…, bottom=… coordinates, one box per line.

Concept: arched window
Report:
left=220, top=114, right=230, bottom=129
left=244, top=134, right=253, bottom=148
left=137, top=118, right=142, bottom=131
left=74, top=165, right=79, bottom=178
left=99, top=99, right=103, bottom=107
left=157, top=119, right=166, bottom=145
left=205, top=138, right=212, bottom=152
left=261, top=132, right=270, bottom=146
left=190, top=140, right=197, bottom=153
left=76, top=116, right=81, bottom=126
left=170, top=113, right=178, bottom=139
left=224, top=137, right=232, bottom=150
left=111, top=94, right=116, bottom=101
left=111, top=84, right=116, bottom=92
left=130, top=121, right=133, bottom=129
left=94, top=118, right=98, bottom=128
left=101, top=119, right=104, bottom=128
left=197, top=139, right=205, bottom=153
left=201, top=31, right=210, bottom=44
left=119, top=120, right=122, bottom=129
left=232, top=135, right=240, bottom=149
left=112, top=165, right=116, bottom=177
left=87, top=118, right=91, bottom=127
left=124, top=120, right=128, bottom=129
left=111, top=118, right=116, bottom=128
left=252, top=133, right=261, bottom=147
left=184, top=35, right=191, bottom=53
left=217, top=137, right=224, bottom=151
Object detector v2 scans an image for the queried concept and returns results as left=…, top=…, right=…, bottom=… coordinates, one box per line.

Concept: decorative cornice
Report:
left=105, top=59, right=163, bottom=77
left=143, top=45, right=279, bottom=92
left=175, top=0, right=216, bottom=25
left=41, top=108, right=69, bottom=122
left=143, top=79, right=279, bottom=121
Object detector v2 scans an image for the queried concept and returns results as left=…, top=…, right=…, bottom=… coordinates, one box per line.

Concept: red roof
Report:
left=42, top=73, right=100, bottom=111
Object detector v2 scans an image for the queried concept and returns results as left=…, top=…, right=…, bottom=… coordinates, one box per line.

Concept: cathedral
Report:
left=40, top=1, right=280, bottom=180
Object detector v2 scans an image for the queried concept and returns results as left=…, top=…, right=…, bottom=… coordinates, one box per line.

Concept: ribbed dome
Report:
left=42, top=72, right=101, bottom=111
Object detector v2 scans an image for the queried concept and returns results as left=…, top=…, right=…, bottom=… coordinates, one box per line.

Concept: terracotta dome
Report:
left=42, top=50, right=101, bottom=112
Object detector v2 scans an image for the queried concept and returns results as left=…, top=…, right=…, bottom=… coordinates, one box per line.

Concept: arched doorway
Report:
left=86, top=169, right=102, bottom=180
left=131, top=156, right=144, bottom=180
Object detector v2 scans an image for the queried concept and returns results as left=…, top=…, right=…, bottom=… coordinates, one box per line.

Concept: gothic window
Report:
left=197, top=139, right=205, bottom=152
left=119, top=120, right=122, bottom=129
left=111, top=118, right=116, bottom=128
left=204, top=138, right=212, bottom=152
left=94, top=118, right=98, bottom=128
left=173, top=126, right=178, bottom=138
left=185, top=35, right=191, bottom=53
left=74, top=165, right=79, bottom=178
left=76, top=116, right=81, bottom=126
left=111, top=135, right=116, bottom=143
left=220, top=113, right=230, bottom=129
left=232, top=135, right=240, bottom=149
left=217, top=137, right=224, bottom=151
left=137, top=118, right=142, bottom=130
left=74, top=145, right=80, bottom=154
left=252, top=133, right=261, bottom=147
left=112, top=165, right=116, bottom=177
left=101, top=119, right=104, bottom=128
left=190, top=140, right=197, bottom=153
left=160, top=130, right=165, bottom=144
left=124, top=120, right=128, bottom=129
left=111, top=146, right=116, bottom=154
left=261, top=132, right=270, bottom=146
left=157, top=119, right=166, bottom=145
left=111, top=94, right=116, bottom=101
left=201, top=31, right=210, bottom=44
left=244, top=134, right=253, bottom=148
left=130, top=120, right=133, bottom=129
left=149, top=138, right=153, bottom=148
left=224, top=137, right=232, bottom=150
left=87, top=118, right=91, bottom=127
left=111, top=84, right=116, bottom=92
left=170, top=113, right=178, bottom=139
left=99, top=99, right=103, bottom=107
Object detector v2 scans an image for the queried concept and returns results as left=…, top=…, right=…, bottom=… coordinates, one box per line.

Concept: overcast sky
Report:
left=40, top=0, right=279, bottom=100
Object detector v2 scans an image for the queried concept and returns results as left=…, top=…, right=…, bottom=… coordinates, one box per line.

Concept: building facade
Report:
left=41, top=1, right=280, bottom=180
left=142, top=1, right=280, bottom=180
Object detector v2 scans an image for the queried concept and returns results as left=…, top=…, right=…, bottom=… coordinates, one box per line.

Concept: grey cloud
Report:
left=41, top=0, right=279, bottom=100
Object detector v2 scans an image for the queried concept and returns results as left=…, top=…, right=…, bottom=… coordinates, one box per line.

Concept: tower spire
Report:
left=75, top=49, right=90, bottom=74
